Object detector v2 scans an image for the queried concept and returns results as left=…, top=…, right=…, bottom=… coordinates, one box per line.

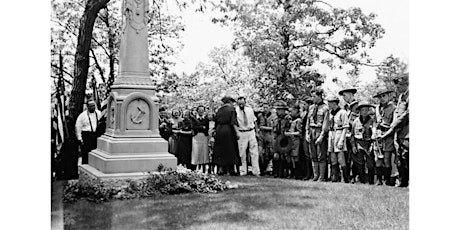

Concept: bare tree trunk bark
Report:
left=64, top=0, right=111, bottom=179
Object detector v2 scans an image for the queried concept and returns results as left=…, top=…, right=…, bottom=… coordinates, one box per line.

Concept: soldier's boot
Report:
left=384, top=167, right=393, bottom=186
left=357, top=164, right=366, bottom=184
left=398, top=166, right=409, bottom=187
left=279, top=160, right=286, bottom=178
left=319, top=162, right=327, bottom=182
left=341, top=166, right=350, bottom=183
left=324, top=162, right=329, bottom=182
left=331, top=164, right=340, bottom=182
left=273, top=160, right=279, bottom=178
left=304, top=158, right=313, bottom=180
left=312, top=162, right=319, bottom=181
left=368, top=167, right=375, bottom=185
left=376, top=167, right=383, bottom=185
left=288, top=163, right=295, bottom=179
left=294, top=162, right=302, bottom=180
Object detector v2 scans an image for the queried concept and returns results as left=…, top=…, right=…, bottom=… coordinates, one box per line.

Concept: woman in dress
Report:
left=177, top=110, right=194, bottom=170
left=168, top=109, right=182, bottom=156
left=191, top=105, right=210, bottom=173
left=212, top=96, right=241, bottom=175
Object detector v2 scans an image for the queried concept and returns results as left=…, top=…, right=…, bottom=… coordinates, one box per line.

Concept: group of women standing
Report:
left=160, top=96, right=241, bottom=175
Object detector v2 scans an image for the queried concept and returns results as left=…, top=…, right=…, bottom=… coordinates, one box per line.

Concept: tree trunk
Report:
left=64, top=0, right=111, bottom=179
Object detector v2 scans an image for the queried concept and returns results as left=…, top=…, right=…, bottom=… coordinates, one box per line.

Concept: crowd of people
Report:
left=156, top=74, right=409, bottom=187
left=67, top=74, right=408, bottom=187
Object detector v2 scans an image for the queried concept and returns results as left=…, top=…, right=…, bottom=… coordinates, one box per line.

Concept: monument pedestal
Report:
left=78, top=0, right=176, bottom=181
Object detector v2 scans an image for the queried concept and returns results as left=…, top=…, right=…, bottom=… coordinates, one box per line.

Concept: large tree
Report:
left=213, top=0, right=385, bottom=100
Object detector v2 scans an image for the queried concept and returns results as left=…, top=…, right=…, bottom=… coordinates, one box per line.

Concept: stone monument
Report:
left=80, top=0, right=177, bottom=179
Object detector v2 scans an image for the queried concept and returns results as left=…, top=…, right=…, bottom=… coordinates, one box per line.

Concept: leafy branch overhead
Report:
left=210, top=0, right=385, bottom=100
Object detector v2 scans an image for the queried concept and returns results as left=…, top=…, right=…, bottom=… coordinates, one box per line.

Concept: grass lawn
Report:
left=63, top=176, right=408, bottom=230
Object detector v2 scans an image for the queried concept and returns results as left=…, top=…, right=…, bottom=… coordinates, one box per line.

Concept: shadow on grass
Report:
left=63, top=176, right=318, bottom=230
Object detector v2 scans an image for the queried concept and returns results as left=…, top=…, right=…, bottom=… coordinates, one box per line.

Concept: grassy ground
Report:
left=62, top=176, right=408, bottom=230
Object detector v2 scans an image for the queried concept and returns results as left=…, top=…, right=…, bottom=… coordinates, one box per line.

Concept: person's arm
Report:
left=350, top=119, right=357, bottom=153
left=338, top=111, right=349, bottom=148
left=75, top=113, right=84, bottom=143
left=231, top=109, right=240, bottom=140
left=316, top=107, right=329, bottom=144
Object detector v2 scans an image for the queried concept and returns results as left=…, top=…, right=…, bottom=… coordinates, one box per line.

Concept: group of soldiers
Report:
left=255, top=74, right=409, bottom=187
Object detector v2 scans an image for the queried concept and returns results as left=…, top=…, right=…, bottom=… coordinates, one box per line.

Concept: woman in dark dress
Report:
left=177, top=110, right=195, bottom=170
left=212, top=96, right=241, bottom=175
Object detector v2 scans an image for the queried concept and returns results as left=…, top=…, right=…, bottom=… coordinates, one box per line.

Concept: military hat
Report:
left=338, top=88, right=357, bottom=96
left=392, top=73, right=409, bottom=84
left=273, top=100, right=289, bottom=109
left=356, top=101, right=375, bottom=110
left=373, top=89, right=393, bottom=98
left=299, top=94, right=313, bottom=103
left=326, top=95, right=340, bottom=102
left=87, top=99, right=96, bottom=105
left=221, top=96, right=236, bottom=103
left=349, top=101, right=359, bottom=109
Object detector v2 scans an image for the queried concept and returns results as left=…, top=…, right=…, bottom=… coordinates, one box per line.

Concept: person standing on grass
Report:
left=257, top=103, right=277, bottom=176
left=235, top=96, right=260, bottom=177
left=285, top=104, right=303, bottom=179
left=380, top=74, right=409, bottom=187
left=272, top=100, right=290, bottom=178
left=177, top=110, right=194, bottom=170
left=212, top=96, right=241, bottom=176
left=338, top=88, right=358, bottom=183
left=191, top=105, right=210, bottom=173
left=207, top=111, right=217, bottom=174
left=75, top=99, right=101, bottom=164
left=168, top=109, right=182, bottom=156
left=351, top=102, right=377, bottom=184
left=373, top=89, right=397, bottom=186
left=300, top=96, right=314, bottom=180
left=326, top=95, right=349, bottom=183
left=306, top=88, right=330, bottom=182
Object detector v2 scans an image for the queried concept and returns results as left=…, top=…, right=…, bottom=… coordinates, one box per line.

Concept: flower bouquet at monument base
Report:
left=63, top=165, right=229, bottom=203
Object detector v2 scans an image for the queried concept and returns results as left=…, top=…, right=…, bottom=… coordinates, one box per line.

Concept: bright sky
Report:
left=169, top=0, right=409, bottom=88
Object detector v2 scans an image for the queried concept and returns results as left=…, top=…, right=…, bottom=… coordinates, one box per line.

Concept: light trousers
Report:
left=238, top=130, right=260, bottom=175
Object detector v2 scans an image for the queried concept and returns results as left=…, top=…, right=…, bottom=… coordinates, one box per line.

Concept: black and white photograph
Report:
left=4, top=0, right=460, bottom=229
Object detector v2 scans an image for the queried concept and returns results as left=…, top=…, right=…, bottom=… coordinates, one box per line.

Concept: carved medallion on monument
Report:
left=127, top=99, right=149, bottom=130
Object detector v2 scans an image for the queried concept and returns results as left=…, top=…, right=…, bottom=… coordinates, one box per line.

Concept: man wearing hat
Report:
left=306, top=88, right=330, bottom=181
left=285, top=104, right=303, bottom=179
left=257, top=103, right=277, bottom=175
left=351, top=101, right=377, bottom=184
left=381, top=74, right=409, bottom=187
left=326, top=95, right=349, bottom=183
left=75, top=99, right=102, bottom=164
left=272, top=100, right=291, bottom=178
left=373, top=89, right=397, bottom=186
left=339, top=88, right=358, bottom=183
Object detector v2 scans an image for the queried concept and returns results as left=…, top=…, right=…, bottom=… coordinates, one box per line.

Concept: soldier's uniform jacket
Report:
left=392, top=90, right=409, bottom=140
left=328, top=108, right=349, bottom=153
left=273, top=114, right=290, bottom=136
left=287, top=115, right=303, bottom=157
left=376, top=102, right=396, bottom=151
left=257, top=111, right=276, bottom=150
left=306, top=102, right=329, bottom=140
left=345, top=100, right=359, bottom=139
left=351, top=115, right=377, bottom=153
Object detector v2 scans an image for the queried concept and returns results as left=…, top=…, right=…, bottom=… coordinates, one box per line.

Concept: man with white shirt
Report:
left=235, top=96, right=260, bottom=177
left=75, top=100, right=102, bottom=164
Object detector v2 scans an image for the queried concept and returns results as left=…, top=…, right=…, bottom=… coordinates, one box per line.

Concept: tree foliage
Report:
left=212, top=0, right=385, bottom=100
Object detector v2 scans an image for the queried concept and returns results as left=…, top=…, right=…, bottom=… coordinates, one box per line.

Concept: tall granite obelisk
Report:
left=80, top=0, right=177, bottom=179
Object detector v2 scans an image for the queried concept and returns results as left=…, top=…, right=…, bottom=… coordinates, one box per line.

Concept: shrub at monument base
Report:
left=63, top=166, right=228, bottom=203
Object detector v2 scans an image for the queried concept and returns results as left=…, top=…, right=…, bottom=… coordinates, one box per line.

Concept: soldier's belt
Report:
left=239, top=128, right=254, bottom=132
left=330, top=127, right=346, bottom=131
left=259, top=126, right=273, bottom=132
left=309, top=124, right=323, bottom=128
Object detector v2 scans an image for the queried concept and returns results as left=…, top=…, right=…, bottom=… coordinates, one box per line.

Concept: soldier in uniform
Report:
left=285, top=104, right=303, bottom=179
left=339, top=88, right=358, bottom=183
left=373, top=89, right=397, bottom=186
left=326, top=95, right=349, bottom=183
left=300, top=96, right=314, bottom=180
left=257, top=103, right=277, bottom=175
left=306, top=88, right=330, bottom=181
left=272, top=101, right=290, bottom=178
left=381, top=74, right=409, bottom=187
left=351, top=102, right=377, bottom=184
